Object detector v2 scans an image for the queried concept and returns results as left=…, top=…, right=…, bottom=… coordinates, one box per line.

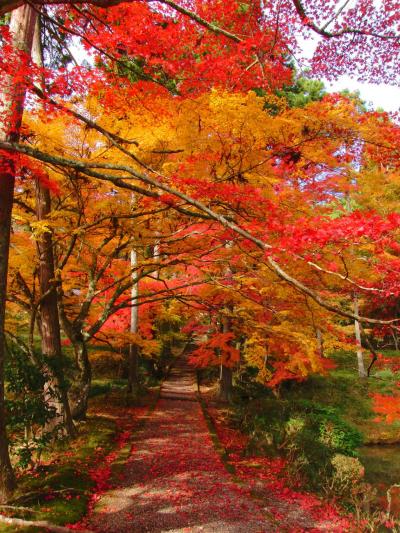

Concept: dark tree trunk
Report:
left=219, top=315, right=233, bottom=402
left=0, top=4, right=38, bottom=501
left=0, top=172, right=17, bottom=500
left=58, top=303, right=92, bottom=420
left=316, top=328, right=324, bottom=357
left=35, top=178, right=75, bottom=436
left=219, top=364, right=233, bottom=402
left=127, top=343, right=138, bottom=395
left=32, top=20, right=74, bottom=437
left=392, top=330, right=399, bottom=351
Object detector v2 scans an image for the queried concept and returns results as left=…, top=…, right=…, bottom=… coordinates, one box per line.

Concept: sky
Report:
left=325, top=78, right=400, bottom=112
left=298, top=33, right=400, bottom=113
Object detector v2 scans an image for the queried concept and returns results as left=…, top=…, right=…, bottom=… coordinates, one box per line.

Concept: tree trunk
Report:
left=32, top=18, right=74, bottom=437
left=392, top=329, right=399, bottom=351
left=35, top=177, right=75, bottom=436
left=219, top=364, right=233, bottom=402
left=58, top=305, right=91, bottom=420
left=127, top=343, right=138, bottom=394
left=69, top=338, right=91, bottom=419
left=354, top=294, right=367, bottom=378
left=0, top=173, right=17, bottom=501
left=0, top=4, right=38, bottom=501
left=316, top=328, right=324, bottom=357
left=219, top=315, right=233, bottom=402
left=127, top=249, right=139, bottom=394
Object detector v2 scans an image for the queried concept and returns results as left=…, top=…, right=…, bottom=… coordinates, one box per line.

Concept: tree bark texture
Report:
left=58, top=300, right=92, bottom=420
left=69, top=338, right=91, bottom=419
left=0, top=4, right=38, bottom=500
left=32, top=18, right=75, bottom=437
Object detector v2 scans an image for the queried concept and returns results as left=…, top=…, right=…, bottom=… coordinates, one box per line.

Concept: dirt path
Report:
left=87, top=361, right=276, bottom=532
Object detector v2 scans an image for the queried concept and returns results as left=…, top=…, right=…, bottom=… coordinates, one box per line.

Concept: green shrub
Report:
left=331, top=453, right=365, bottom=494
left=318, top=418, right=361, bottom=456
left=297, top=400, right=363, bottom=454
left=89, top=381, right=112, bottom=398
left=231, top=393, right=363, bottom=491
left=374, top=368, right=395, bottom=380
left=5, top=341, right=60, bottom=468
left=288, top=426, right=334, bottom=489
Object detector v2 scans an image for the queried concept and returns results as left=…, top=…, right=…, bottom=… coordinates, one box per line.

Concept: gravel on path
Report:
left=87, top=362, right=277, bottom=533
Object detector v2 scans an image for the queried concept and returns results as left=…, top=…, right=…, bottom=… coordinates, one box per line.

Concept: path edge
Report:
left=198, top=394, right=281, bottom=529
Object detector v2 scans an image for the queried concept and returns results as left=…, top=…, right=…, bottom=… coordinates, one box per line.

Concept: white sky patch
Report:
left=297, top=33, right=400, bottom=112
left=325, top=77, right=400, bottom=112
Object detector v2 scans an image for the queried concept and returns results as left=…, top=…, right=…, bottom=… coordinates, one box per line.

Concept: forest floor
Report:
left=2, top=354, right=400, bottom=531
left=0, top=358, right=359, bottom=532
left=78, top=359, right=350, bottom=533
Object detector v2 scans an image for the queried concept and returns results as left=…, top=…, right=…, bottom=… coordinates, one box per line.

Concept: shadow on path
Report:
left=88, top=359, right=276, bottom=532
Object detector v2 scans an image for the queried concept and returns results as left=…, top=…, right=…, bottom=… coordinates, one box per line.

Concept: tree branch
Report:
left=2, top=139, right=399, bottom=327
left=0, top=514, right=92, bottom=533
left=291, top=0, right=399, bottom=41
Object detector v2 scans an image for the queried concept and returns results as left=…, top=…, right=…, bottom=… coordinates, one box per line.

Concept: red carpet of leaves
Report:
left=69, top=399, right=151, bottom=531
left=86, top=398, right=275, bottom=532
left=206, top=403, right=353, bottom=532
left=75, top=395, right=354, bottom=532
left=69, top=363, right=351, bottom=532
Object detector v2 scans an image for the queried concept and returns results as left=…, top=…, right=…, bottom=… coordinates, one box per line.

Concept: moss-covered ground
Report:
left=0, top=380, right=157, bottom=532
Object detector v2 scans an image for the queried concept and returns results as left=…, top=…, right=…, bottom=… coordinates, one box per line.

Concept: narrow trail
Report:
left=87, top=358, right=276, bottom=532
left=159, top=357, right=198, bottom=402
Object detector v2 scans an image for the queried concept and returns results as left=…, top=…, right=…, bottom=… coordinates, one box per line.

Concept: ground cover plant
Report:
left=199, top=348, right=400, bottom=529
left=0, top=385, right=156, bottom=531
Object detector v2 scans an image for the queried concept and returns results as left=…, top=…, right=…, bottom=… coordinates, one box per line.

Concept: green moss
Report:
left=1, top=414, right=117, bottom=531
left=89, top=378, right=128, bottom=398
left=199, top=398, right=235, bottom=475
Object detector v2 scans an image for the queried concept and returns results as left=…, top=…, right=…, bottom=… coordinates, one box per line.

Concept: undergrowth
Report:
left=228, top=349, right=400, bottom=524
left=0, top=415, right=116, bottom=532
left=0, top=384, right=156, bottom=532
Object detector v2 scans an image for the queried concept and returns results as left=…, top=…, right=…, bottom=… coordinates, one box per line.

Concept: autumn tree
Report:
left=1, top=0, right=400, bottom=502
left=30, top=16, right=76, bottom=434
left=0, top=4, right=37, bottom=499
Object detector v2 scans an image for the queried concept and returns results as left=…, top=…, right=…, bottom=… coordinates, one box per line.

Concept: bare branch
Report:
left=0, top=514, right=92, bottom=533
left=149, top=0, right=242, bottom=43
left=32, top=86, right=139, bottom=147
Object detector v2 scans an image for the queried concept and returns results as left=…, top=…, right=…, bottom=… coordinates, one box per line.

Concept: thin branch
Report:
left=150, top=0, right=242, bottom=43
left=304, top=258, right=390, bottom=294
left=321, top=0, right=352, bottom=32
left=31, top=86, right=139, bottom=147
left=0, top=514, right=93, bottom=533
left=2, top=139, right=398, bottom=327
left=291, top=0, right=399, bottom=41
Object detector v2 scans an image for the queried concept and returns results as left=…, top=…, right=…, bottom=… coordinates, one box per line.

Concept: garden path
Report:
left=87, top=358, right=276, bottom=532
